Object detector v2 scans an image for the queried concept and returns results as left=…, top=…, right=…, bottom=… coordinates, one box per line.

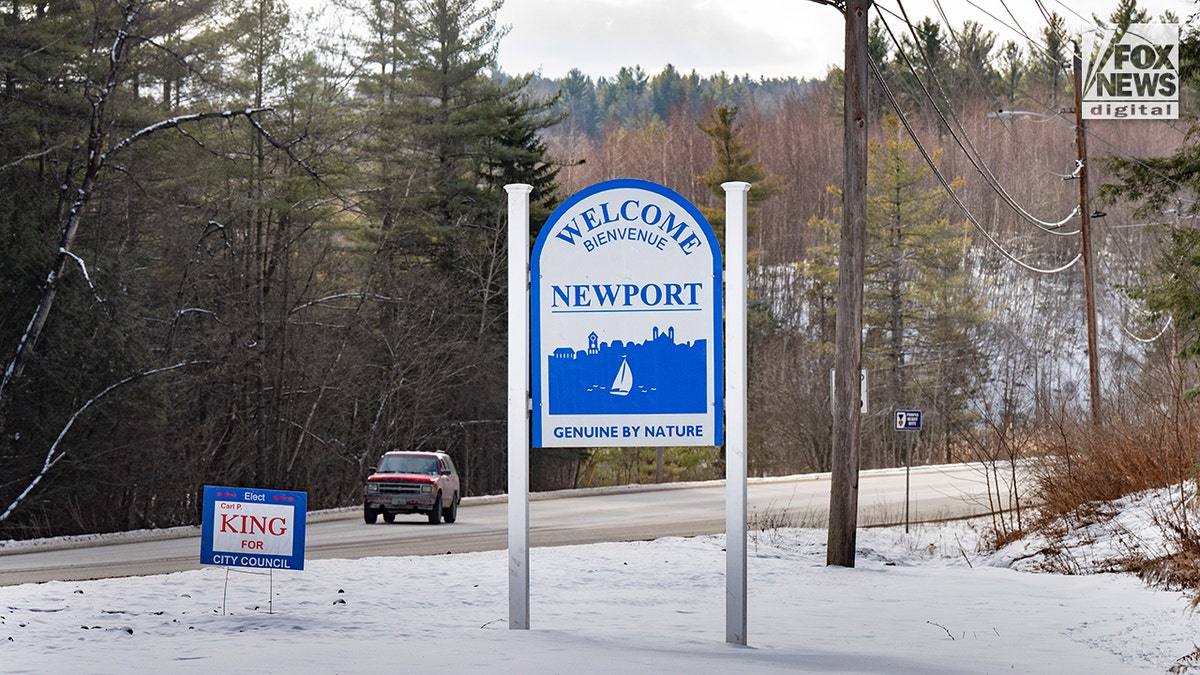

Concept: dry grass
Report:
left=1138, top=498, right=1200, bottom=605
left=1007, top=395, right=1200, bottom=603
left=1029, top=419, right=1198, bottom=523
left=1170, top=644, right=1200, bottom=674
left=747, top=499, right=828, bottom=550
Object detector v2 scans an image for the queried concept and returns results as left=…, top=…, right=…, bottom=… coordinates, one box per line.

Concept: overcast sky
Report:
left=493, top=0, right=1198, bottom=81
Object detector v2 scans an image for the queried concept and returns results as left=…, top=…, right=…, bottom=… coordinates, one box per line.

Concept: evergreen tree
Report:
left=1030, top=12, right=1069, bottom=101
left=865, top=116, right=986, bottom=464
left=867, top=15, right=894, bottom=117
left=345, top=0, right=561, bottom=493
left=865, top=116, right=986, bottom=466
left=1095, top=0, right=1150, bottom=30
left=808, top=116, right=986, bottom=468
left=597, top=65, right=650, bottom=123
left=695, top=105, right=783, bottom=244
left=1101, top=9, right=1200, bottom=396
left=369, top=2, right=552, bottom=233
left=384, top=0, right=559, bottom=307
left=895, top=17, right=950, bottom=116
left=951, top=21, right=998, bottom=99
left=649, top=63, right=690, bottom=121
left=997, top=41, right=1025, bottom=104
left=558, top=68, right=598, bottom=138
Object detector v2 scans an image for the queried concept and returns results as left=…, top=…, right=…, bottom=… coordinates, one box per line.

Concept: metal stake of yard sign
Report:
left=221, top=567, right=274, bottom=615
left=905, top=433, right=911, bottom=533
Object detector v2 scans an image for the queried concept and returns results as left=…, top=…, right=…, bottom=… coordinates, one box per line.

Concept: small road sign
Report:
left=894, top=410, right=922, bottom=431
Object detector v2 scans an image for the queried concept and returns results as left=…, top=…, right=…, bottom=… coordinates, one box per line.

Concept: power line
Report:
left=868, top=0, right=1200, bottom=367
left=929, top=0, right=1017, bottom=118
left=878, top=1, right=1185, bottom=367
left=867, top=53, right=1081, bottom=274
left=1120, top=314, right=1173, bottom=344
left=881, top=2, right=1200, bottom=235
left=1033, top=0, right=1057, bottom=28
left=879, top=3, right=1084, bottom=236
left=926, top=2, right=1090, bottom=229
left=1050, top=0, right=1092, bottom=26
left=995, top=81, right=1196, bottom=214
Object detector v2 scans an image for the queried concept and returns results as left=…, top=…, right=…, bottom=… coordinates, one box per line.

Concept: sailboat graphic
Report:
left=610, top=357, right=633, bottom=396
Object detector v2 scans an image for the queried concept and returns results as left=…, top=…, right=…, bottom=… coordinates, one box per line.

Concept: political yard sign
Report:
left=531, top=179, right=722, bottom=448
left=201, top=486, right=306, bottom=571
left=1083, top=23, right=1180, bottom=120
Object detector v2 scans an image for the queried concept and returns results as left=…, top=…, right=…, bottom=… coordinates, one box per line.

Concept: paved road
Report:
left=0, top=463, right=1019, bottom=586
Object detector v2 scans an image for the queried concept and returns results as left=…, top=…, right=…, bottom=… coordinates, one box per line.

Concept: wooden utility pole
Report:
left=1073, top=41, right=1102, bottom=425
left=827, top=0, right=871, bottom=568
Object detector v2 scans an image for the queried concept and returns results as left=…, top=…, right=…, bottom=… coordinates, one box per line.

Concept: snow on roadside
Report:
left=0, top=495, right=1198, bottom=673
left=989, top=485, right=1197, bottom=577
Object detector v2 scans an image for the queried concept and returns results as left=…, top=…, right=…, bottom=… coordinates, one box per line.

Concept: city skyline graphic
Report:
left=547, top=325, right=707, bottom=415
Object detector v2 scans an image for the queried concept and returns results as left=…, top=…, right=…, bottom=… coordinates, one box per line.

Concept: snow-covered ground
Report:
left=2, top=493, right=1198, bottom=674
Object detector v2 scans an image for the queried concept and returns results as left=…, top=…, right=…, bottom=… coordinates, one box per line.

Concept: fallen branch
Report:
left=0, top=361, right=196, bottom=523
left=926, top=620, right=955, bottom=640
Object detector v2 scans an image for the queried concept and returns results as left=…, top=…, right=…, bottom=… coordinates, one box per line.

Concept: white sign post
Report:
left=723, top=181, right=750, bottom=645
left=505, top=183, right=532, bottom=630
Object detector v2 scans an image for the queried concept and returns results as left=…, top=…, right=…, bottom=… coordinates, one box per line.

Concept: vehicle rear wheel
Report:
left=428, top=493, right=443, bottom=524
left=443, top=493, right=459, bottom=523
left=382, top=512, right=396, bottom=524
left=364, top=506, right=379, bottom=524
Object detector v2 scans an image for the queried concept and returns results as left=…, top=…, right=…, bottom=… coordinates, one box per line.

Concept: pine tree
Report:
left=695, top=105, right=783, bottom=244
left=649, top=64, right=691, bottom=121
left=1102, top=22, right=1200, bottom=396
left=808, top=116, right=986, bottom=468
left=1095, top=0, right=1150, bottom=30
left=865, top=116, right=986, bottom=465
left=951, top=21, right=998, bottom=98
left=1029, top=12, right=1069, bottom=101
left=894, top=17, right=950, bottom=117
left=558, top=68, right=599, bottom=138
left=383, top=0, right=559, bottom=319
left=997, top=41, right=1025, bottom=104
left=342, top=0, right=562, bottom=494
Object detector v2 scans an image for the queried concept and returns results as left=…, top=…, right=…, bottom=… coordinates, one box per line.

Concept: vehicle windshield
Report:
left=377, top=455, right=438, bottom=474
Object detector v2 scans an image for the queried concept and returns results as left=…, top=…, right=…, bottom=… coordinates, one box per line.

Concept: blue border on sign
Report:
left=200, top=485, right=307, bottom=571
left=530, top=178, right=724, bottom=447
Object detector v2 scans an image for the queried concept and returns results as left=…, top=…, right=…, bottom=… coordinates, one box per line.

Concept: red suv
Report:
left=364, top=451, right=461, bottom=524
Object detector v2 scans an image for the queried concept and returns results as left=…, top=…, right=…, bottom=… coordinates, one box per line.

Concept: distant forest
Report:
left=1, top=0, right=1197, bottom=538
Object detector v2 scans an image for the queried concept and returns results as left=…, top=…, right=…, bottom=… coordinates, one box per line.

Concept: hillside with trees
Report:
left=1, top=0, right=1197, bottom=539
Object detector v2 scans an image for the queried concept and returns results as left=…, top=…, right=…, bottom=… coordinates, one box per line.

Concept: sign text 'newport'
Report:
left=550, top=282, right=704, bottom=311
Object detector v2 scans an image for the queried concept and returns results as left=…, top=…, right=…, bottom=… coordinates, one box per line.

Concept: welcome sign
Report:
left=531, top=179, right=722, bottom=448
left=1083, top=23, right=1180, bottom=120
